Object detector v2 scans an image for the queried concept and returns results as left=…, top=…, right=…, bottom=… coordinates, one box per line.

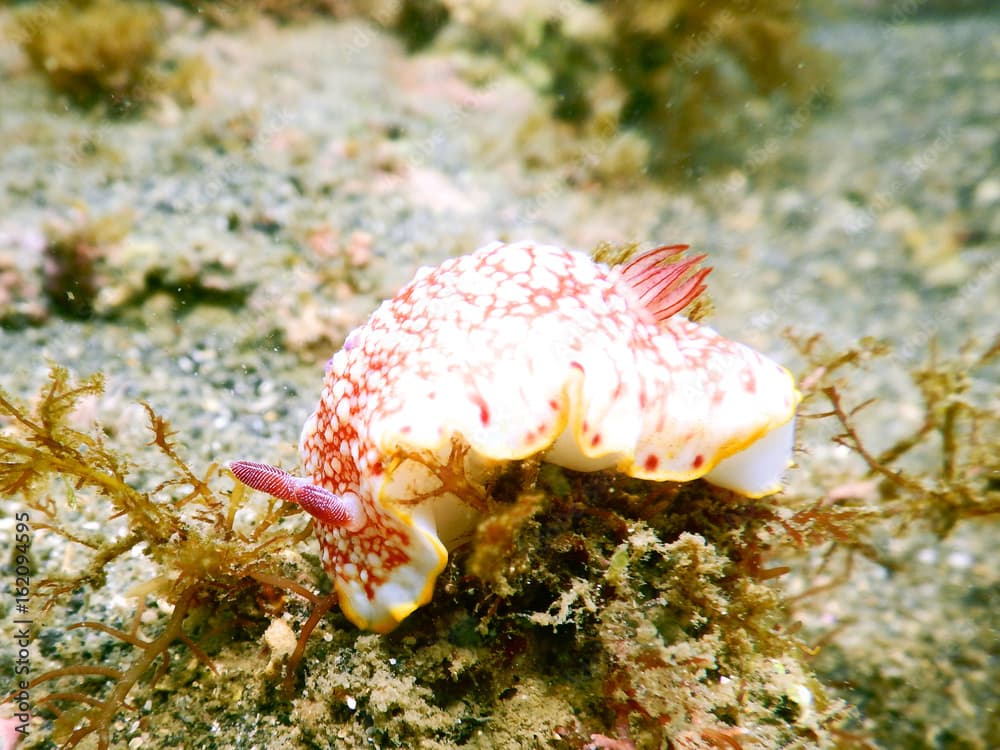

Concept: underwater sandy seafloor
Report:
left=0, top=2, right=998, bottom=749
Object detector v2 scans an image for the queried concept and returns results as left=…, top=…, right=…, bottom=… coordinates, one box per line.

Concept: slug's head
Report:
left=228, top=454, right=451, bottom=633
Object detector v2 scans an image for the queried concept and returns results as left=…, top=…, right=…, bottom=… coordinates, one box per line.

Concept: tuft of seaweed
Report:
left=790, top=332, right=1000, bottom=537
left=12, top=0, right=165, bottom=115
left=11, top=0, right=211, bottom=115
left=0, top=367, right=330, bottom=749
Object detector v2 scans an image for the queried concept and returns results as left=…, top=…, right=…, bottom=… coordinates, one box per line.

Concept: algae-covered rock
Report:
left=287, top=464, right=856, bottom=748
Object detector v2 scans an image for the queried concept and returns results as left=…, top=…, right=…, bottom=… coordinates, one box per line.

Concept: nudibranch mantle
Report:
left=232, top=240, right=800, bottom=632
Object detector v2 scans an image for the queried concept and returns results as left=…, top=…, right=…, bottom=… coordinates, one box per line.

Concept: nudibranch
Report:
left=231, top=241, right=800, bottom=632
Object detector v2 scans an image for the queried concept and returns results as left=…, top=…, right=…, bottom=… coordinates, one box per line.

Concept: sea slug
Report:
left=231, top=241, right=800, bottom=632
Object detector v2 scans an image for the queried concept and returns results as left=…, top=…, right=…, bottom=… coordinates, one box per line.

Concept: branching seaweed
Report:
left=790, top=332, right=1000, bottom=536
left=0, top=366, right=330, bottom=749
